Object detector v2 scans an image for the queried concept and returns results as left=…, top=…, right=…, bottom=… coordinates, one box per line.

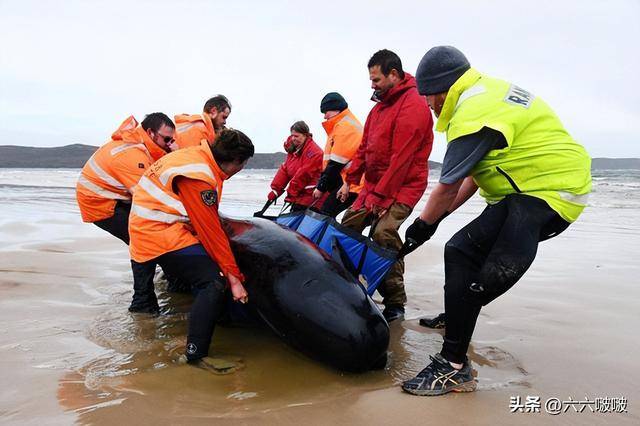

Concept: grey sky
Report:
left=1, top=0, right=638, bottom=161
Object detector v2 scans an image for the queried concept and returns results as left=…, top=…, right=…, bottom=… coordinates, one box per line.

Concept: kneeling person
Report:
left=128, top=129, right=254, bottom=365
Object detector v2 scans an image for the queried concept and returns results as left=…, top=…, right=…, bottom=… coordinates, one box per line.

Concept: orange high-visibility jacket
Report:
left=321, top=108, right=364, bottom=193
left=128, top=141, right=231, bottom=265
left=174, top=113, right=215, bottom=149
left=76, top=116, right=167, bottom=223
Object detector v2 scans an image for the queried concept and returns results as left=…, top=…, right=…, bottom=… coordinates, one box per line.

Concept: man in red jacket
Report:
left=342, top=49, right=434, bottom=322
left=267, top=121, right=323, bottom=211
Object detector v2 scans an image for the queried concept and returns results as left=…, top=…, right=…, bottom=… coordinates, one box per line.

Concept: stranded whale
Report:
left=222, top=216, right=389, bottom=372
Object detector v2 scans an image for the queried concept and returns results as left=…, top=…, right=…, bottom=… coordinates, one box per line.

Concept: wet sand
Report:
left=1, top=185, right=639, bottom=425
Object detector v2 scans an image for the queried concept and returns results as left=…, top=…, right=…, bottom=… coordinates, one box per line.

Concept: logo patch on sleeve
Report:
left=200, top=189, right=218, bottom=206
left=504, top=84, right=534, bottom=109
left=138, top=163, right=145, bottom=169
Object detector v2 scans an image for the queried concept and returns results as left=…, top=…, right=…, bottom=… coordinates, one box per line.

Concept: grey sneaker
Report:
left=402, top=353, right=477, bottom=396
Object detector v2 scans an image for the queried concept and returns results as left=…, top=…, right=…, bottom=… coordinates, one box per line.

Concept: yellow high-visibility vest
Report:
left=436, top=68, right=591, bottom=222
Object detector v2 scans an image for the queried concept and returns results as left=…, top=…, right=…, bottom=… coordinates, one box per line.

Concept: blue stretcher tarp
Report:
left=275, top=210, right=397, bottom=295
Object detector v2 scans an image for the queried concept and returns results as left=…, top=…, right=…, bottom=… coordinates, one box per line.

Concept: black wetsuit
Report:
left=438, top=127, right=570, bottom=364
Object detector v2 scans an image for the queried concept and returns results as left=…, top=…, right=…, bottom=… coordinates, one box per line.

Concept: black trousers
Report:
left=320, top=190, right=358, bottom=218
left=94, top=202, right=183, bottom=294
left=440, top=194, right=570, bottom=364
left=131, top=246, right=227, bottom=361
left=94, top=201, right=131, bottom=244
left=290, top=203, right=321, bottom=213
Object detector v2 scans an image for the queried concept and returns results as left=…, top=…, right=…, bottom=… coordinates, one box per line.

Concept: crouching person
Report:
left=128, top=129, right=254, bottom=367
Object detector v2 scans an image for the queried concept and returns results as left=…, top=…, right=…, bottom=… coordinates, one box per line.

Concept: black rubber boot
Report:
left=419, top=312, right=446, bottom=329
left=382, top=305, right=405, bottom=322
left=129, top=259, right=160, bottom=314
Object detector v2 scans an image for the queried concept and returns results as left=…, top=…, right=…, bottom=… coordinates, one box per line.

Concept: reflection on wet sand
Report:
left=56, top=283, right=528, bottom=424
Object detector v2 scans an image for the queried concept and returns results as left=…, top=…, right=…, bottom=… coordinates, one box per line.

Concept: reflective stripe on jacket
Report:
left=128, top=141, right=226, bottom=262
left=436, top=68, right=592, bottom=222
left=75, top=116, right=167, bottom=222
left=174, top=113, right=215, bottom=149
left=321, top=108, right=364, bottom=193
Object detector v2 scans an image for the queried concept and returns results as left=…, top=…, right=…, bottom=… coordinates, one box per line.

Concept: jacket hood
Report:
left=111, top=116, right=139, bottom=140
left=111, top=115, right=166, bottom=161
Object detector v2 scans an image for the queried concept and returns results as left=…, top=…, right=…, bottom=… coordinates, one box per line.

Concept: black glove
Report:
left=399, top=212, right=450, bottom=257
left=406, top=218, right=439, bottom=245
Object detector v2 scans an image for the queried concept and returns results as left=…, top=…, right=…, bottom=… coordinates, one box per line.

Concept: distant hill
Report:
left=591, top=158, right=640, bottom=170
left=0, top=144, right=286, bottom=169
left=0, top=144, right=99, bottom=168
left=1, top=145, right=637, bottom=170
left=247, top=152, right=286, bottom=169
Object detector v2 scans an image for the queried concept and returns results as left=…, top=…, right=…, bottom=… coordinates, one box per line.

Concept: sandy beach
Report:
left=0, top=169, right=638, bottom=425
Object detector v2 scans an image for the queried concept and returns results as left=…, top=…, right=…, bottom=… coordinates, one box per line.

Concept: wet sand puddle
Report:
left=56, top=279, right=530, bottom=424
left=0, top=212, right=533, bottom=424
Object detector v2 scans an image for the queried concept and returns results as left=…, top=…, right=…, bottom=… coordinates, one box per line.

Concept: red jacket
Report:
left=346, top=74, right=434, bottom=210
left=271, top=136, right=323, bottom=206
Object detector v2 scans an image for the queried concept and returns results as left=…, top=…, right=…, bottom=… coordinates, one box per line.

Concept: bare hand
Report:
left=312, top=189, right=323, bottom=199
left=337, top=183, right=349, bottom=202
left=228, top=274, right=248, bottom=304
left=372, top=205, right=388, bottom=217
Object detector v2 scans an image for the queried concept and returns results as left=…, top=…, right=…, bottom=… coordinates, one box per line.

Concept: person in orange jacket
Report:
left=267, top=121, right=323, bottom=211
left=312, top=92, right=364, bottom=217
left=174, top=95, right=231, bottom=149
left=76, top=113, right=176, bottom=243
left=128, top=129, right=254, bottom=369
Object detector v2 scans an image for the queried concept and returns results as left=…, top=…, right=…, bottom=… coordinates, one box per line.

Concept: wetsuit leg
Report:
left=158, top=248, right=227, bottom=361
left=441, top=194, right=568, bottom=364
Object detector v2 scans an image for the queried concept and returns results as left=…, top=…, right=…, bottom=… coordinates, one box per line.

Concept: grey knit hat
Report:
left=416, top=46, right=470, bottom=95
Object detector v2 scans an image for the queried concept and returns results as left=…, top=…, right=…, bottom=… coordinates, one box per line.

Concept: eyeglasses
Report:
left=156, top=133, right=175, bottom=144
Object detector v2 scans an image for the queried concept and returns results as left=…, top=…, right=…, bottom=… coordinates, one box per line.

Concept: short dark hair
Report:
left=290, top=120, right=310, bottom=135
left=211, top=129, right=254, bottom=164
left=367, top=49, right=405, bottom=79
left=203, top=95, right=231, bottom=114
left=140, top=112, right=175, bottom=132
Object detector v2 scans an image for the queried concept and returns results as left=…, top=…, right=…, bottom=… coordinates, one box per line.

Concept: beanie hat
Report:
left=416, top=46, right=470, bottom=95
left=320, top=92, right=348, bottom=113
